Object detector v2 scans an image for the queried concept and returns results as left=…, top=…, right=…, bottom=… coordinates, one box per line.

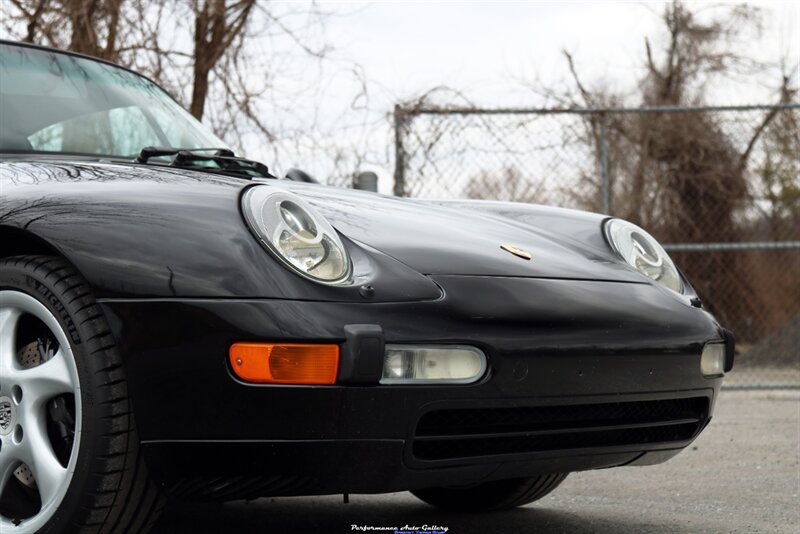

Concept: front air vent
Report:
left=411, top=396, right=709, bottom=462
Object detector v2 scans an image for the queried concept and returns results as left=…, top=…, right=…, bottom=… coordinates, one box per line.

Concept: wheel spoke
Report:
left=19, top=349, right=76, bottom=400
left=0, top=307, right=21, bottom=379
left=20, top=418, right=67, bottom=505
left=0, top=440, right=21, bottom=499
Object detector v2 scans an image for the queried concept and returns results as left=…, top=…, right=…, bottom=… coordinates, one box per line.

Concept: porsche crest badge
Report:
left=501, top=244, right=532, bottom=260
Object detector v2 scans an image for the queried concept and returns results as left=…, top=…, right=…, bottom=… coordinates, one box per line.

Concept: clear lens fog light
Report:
left=380, top=345, right=487, bottom=384
left=701, top=343, right=726, bottom=377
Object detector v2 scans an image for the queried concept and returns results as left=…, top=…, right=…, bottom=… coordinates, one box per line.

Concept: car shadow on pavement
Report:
left=152, top=494, right=698, bottom=534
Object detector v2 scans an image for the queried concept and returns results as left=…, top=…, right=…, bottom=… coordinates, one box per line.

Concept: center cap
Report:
left=0, top=396, right=15, bottom=435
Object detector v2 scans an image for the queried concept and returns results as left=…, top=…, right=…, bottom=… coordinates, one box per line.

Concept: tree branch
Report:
left=563, top=50, right=594, bottom=108
left=738, top=80, right=791, bottom=169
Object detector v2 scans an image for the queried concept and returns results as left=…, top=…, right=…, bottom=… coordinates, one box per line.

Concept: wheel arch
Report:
left=0, top=225, right=73, bottom=265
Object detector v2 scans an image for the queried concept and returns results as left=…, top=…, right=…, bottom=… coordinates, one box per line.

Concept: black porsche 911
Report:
left=0, top=40, right=734, bottom=533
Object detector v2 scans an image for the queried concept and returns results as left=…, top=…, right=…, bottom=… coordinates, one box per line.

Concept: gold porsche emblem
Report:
left=501, top=244, right=531, bottom=260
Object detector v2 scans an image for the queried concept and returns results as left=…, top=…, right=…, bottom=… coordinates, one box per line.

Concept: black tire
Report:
left=411, top=473, right=568, bottom=512
left=0, top=255, right=164, bottom=533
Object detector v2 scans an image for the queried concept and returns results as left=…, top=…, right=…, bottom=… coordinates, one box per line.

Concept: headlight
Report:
left=604, top=218, right=682, bottom=292
left=242, top=187, right=351, bottom=284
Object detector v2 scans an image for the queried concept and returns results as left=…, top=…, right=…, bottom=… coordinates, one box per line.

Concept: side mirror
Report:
left=353, top=171, right=378, bottom=192
left=285, top=168, right=319, bottom=184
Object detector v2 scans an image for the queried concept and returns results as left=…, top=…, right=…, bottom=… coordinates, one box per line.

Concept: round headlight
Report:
left=604, top=218, right=682, bottom=293
left=242, top=187, right=351, bottom=284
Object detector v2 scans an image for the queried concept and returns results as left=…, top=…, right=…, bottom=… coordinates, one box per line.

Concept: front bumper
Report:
left=98, top=275, right=729, bottom=499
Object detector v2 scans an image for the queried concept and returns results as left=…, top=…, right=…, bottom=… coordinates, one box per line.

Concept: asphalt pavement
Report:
left=153, top=389, right=800, bottom=534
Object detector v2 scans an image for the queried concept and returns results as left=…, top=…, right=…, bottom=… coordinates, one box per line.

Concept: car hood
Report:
left=1, top=159, right=644, bottom=289
left=285, top=183, right=644, bottom=283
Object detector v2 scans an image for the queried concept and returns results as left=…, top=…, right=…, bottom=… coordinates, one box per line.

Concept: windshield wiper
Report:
left=134, top=146, right=275, bottom=179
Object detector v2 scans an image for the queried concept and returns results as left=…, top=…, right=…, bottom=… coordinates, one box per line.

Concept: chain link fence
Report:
left=392, top=103, right=800, bottom=389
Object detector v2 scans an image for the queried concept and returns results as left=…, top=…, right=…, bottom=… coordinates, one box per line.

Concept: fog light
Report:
left=380, top=345, right=487, bottom=384
left=701, top=343, right=726, bottom=377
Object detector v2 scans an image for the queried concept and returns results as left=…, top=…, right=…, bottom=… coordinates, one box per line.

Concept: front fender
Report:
left=0, top=161, right=441, bottom=301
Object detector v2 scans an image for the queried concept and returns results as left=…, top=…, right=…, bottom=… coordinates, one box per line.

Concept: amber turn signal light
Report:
left=229, top=343, right=339, bottom=384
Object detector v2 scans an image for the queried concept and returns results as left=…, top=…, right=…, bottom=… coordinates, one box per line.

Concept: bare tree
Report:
left=466, top=166, right=547, bottom=204
left=5, top=0, right=131, bottom=60
left=517, top=0, right=799, bottom=340
left=187, top=0, right=255, bottom=119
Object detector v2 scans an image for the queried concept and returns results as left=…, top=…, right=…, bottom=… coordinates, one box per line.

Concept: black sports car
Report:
left=0, top=41, right=734, bottom=533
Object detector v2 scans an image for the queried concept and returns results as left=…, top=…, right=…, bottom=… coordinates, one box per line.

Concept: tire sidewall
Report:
left=1, top=260, right=111, bottom=533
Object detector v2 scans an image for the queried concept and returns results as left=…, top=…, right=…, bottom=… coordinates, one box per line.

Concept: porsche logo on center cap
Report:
left=0, top=397, right=14, bottom=435
left=501, top=244, right=532, bottom=260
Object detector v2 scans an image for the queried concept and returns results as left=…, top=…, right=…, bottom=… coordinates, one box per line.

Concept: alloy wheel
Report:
left=0, top=290, right=82, bottom=532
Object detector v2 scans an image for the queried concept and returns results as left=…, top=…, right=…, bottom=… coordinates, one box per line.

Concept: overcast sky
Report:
left=250, top=1, right=799, bottom=187
left=323, top=0, right=798, bottom=105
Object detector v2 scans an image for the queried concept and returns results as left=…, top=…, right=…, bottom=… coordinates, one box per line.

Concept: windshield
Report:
left=0, top=43, right=228, bottom=158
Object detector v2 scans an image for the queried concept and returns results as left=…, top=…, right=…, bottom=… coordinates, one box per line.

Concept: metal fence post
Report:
left=599, top=112, right=610, bottom=215
left=393, top=105, right=407, bottom=197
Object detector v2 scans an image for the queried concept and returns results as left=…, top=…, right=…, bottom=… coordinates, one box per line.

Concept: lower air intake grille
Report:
left=412, top=396, right=709, bottom=462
